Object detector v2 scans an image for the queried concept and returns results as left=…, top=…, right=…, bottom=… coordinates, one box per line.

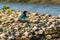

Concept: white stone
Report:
left=52, top=22, right=56, bottom=25
left=22, top=23, right=28, bottom=27
left=49, top=24, right=55, bottom=28
left=46, top=35, right=52, bottom=39
left=0, top=33, right=5, bottom=37
left=56, top=19, right=60, bottom=23
left=0, top=33, right=5, bottom=39
left=21, top=36, right=26, bottom=38
left=30, top=19, right=33, bottom=22
left=46, top=22, right=50, bottom=26
left=29, top=35, right=32, bottom=38
left=41, top=27, right=46, bottom=31
left=15, top=31, right=20, bottom=36
left=30, top=12, right=37, bottom=16
left=15, top=18, right=19, bottom=21
left=35, top=32, right=38, bottom=35
left=8, top=36, right=13, bottom=39
left=24, top=32, right=29, bottom=37
left=48, top=18, right=55, bottom=22
left=38, top=30, right=43, bottom=34
left=32, top=27, right=37, bottom=31
left=14, top=27, right=18, bottom=30
left=32, top=20, right=37, bottom=22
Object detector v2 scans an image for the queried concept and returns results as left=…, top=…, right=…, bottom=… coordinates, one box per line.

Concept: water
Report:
left=0, top=2, right=60, bottom=15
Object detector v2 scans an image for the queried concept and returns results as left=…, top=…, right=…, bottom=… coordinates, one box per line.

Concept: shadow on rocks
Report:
left=30, top=36, right=40, bottom=40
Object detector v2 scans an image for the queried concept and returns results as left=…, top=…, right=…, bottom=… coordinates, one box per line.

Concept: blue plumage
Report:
left=19, top=13, right=26, bottom=19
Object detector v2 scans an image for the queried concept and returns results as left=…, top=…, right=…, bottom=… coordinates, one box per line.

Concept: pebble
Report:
left=56, top=19, right=60, bottom=23
left=41, top=27, right=46, bottom=31
left=32, top=19, right=38, bottom=23
left=30, top=12, right=37, bottom=16
left=38, top=30, right=43, bottom=34
left=52, top=34, right=59, bottom=38
left=24, top=32, right=29, bottom=38
left=46, top=35, right=52, bottom=39
left=45, top=14, right=51, bottom=17
left=0, top=33, right=5, bottom=37
left=48, top=18, right=55, bottom=22
left=32, top=27, right=37, bottom=31
left=29, top=35, right=32, bottom=38
left=15, top=31, right=20, bottom=36
left=14, top=27, right=18, bottom=30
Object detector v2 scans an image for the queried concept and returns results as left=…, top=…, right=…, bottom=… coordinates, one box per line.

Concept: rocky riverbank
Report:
left=0, top=9, right=60, bottom=40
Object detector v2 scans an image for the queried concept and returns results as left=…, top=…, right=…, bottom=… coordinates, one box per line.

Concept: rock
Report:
left=15, top=31, right=20, bottom=36
left=5, top=10, right=8, bottom=14
left=24, top=32, right=29, bottom=38
left=56, top=19, right=60, bottom=23
left=42, top=16, right=46, bottom=20
left=45, top=14, right=51, bottom=17
left=23, top=23, right=29, bottom=27
left=8, top=36, right=13, bottom=40
left=46, top=22, right=50, bottom=26
left=52, top=22, right=56, bottom=25
left=30, top=12, right=37, bottom=16
left=46, top=35, right=52, bottom=39
left=40, top=20, right=44, bottom=23
left=22, top=38, right=29, bottom=40
left=16, top=37, right=22, bottom=40
left=32, top=19, right=38, bottom=23
left=49, top=24, right=55, bottom=28
left=0, top=33, right=5, bottom=37
left=51, top=16, right=55, bottom=19
left=41, top=27, right=46, bottom=31
left=38, top=29, right=43, bottom=34
left=47, top=24, right=55, bottom=29
left=32, top=27, right=37, bottom=31
left=0, top=33, right=5, bottom=40
left=12, top=11, right=15, bottom=14
left=29, top=35, right=32, bottom=38
left=58, top=15, right=60, bottom=18
left=52, top=34, right=59, bottom=38
left=45, top=29, right=49, bottom=35
left=48, top=18, right=56, bottom=22
left=21, top=36, right=26, bottom=38
left=35, top=31, right=38, bottom=35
